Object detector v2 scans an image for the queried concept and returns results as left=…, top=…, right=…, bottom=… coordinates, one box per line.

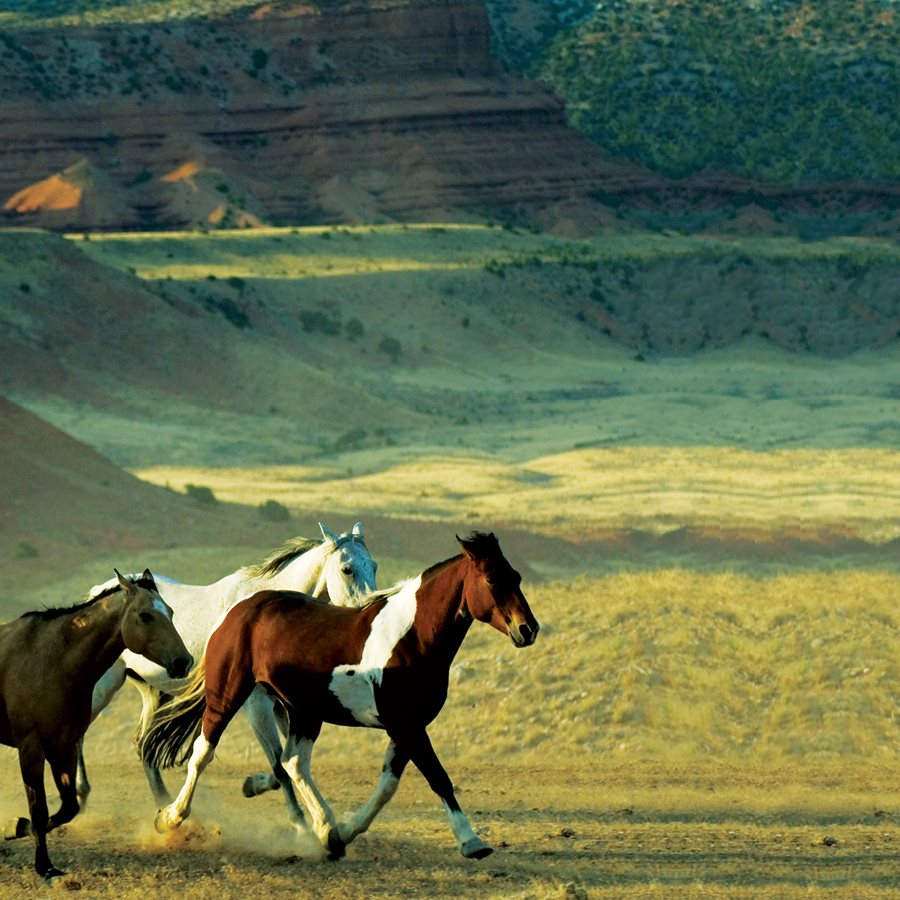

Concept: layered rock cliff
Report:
left=0, top=0, right=637, bottom=231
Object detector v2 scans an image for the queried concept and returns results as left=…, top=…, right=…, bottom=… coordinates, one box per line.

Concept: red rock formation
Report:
left=0, top=1, right=637, bottom=231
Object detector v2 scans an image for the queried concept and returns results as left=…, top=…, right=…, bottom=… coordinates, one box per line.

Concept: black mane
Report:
left=22, top=572, right=157, bottom=621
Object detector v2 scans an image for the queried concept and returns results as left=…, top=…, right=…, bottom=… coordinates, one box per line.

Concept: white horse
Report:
left=80, top=522, right=377, bottom=823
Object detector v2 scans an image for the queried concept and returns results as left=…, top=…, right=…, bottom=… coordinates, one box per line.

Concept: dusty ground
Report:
left=1, top=746, right=897, bottom=898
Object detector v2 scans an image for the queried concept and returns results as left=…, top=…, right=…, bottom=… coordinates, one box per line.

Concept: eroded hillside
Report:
left=0, top=0, right=634, bottom=232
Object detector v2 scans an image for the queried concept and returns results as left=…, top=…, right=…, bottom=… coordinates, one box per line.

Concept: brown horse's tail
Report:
left=139, top=658, right=207, bottom=770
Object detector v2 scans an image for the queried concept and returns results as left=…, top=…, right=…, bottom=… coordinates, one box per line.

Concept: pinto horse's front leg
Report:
left=392, top=726, right=492, bottom=859
left=334, top=740, right=407, bottom=849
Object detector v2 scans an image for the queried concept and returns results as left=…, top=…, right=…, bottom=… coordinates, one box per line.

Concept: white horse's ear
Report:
left=352, top=522, right=364, bottom=537
left=319, top=523, right=338, bottom=544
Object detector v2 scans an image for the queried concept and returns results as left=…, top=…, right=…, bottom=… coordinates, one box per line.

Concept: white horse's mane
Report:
left=240, top=536, right=323, bottom=578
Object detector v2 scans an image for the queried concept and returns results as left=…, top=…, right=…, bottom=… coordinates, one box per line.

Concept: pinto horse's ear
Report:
left=352, top=522, right=364, bottom=537
left=457, top=534, right=483, bottom=566
left=319, top=523, right=338, bottom=544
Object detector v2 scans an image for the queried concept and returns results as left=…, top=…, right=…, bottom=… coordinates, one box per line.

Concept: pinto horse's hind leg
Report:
left=391, top=726, right=492, bottom=859
left=280, top=727, right=339, bottom=858
left=241, top=687, right=305, bottom=826
left=154, top=733, right=216, bottom=832
left=333, top=739, right=408, bottom=851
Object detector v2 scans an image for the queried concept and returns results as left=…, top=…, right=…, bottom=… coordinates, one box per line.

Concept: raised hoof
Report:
left=4, top=817, right=30, bottom=841
left=154, top=809, right=179, bottom=833
left=242, top=775, right=264, bottom=799
left=460, top=837, right=493, bottom=859
left=326, top=828, right=346, bottom=861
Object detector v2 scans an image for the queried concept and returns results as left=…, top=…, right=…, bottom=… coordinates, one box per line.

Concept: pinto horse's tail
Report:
left=139, top=658, right=207, bottom=770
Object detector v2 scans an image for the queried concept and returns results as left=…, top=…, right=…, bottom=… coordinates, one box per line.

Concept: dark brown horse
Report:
left=142, top=533, right=539, bottom=860
left=0, top=570, right=192, bottom=880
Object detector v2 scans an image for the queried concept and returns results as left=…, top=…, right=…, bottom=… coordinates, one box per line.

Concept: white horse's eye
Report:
left=341, top=565, right=353, bottom=575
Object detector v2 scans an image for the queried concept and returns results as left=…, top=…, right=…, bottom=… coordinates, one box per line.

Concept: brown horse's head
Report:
left=457, top=533, right=539, bottom=648
left=115, top=570, right=193, bottom=679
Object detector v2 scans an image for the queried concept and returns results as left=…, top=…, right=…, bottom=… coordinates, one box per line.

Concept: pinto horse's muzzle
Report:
left=167, top=654, right=194, bottom=679
left=509, top=620, right=539, bottom=648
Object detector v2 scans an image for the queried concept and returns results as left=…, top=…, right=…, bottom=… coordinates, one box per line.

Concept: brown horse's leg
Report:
left=390, top=726, right=492, bottom=859
left=17, top=743, right=61, bottom=878
left=47, top=746, right=81, bottom=832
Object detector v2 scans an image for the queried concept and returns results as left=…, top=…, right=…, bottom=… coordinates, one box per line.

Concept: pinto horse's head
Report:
left=457, top=533, right=539, bottom=648
left=115, top=569, right=193, bottom=679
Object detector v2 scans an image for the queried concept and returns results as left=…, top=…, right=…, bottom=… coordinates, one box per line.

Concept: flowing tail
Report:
left=139, top=658, right=207, bottom=770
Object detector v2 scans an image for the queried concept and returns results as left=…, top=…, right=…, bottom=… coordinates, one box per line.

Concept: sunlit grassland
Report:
left=135, top=445, right=900, bottom=544
left=68, top=224, right=900, bottom=281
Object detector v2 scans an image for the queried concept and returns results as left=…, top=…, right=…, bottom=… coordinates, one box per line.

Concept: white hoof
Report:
left=154, top=808, right=182, bottom=833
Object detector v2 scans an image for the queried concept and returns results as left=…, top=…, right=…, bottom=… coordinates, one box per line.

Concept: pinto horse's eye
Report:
left=341, top=565, right=353, bottom=576
left=139, top=612, right=154, bottom=624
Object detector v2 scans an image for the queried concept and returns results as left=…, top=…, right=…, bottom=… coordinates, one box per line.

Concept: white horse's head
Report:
left=313, top=522, right=377, bottom=607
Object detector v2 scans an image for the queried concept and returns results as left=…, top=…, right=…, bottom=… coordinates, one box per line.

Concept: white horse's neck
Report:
left=240, top=544, right=331, bottom=597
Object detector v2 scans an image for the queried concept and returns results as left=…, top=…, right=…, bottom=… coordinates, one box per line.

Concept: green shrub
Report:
left=258, top=499, right=290, bottom=522
left=378, top=336, right=401, bottom=362
left=185, top=483, right=217, bottom=505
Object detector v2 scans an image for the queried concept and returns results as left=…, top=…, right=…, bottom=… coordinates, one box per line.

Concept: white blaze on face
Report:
left=328, top=576, right=420, bottom=725
left=153, top=598, right=173, bottom=620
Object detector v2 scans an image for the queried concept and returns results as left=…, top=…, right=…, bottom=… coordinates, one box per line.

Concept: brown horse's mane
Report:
left=23, top=593, right=108, bottom=621
left=22, top=573, right=157, bottom=621
left=420, top=554, right=463, bottom=583
left=240, top=536, right=322, bottom=578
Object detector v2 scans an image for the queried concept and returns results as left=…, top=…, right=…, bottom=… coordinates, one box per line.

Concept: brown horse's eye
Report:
left=139, top=612, right=154, bottom=624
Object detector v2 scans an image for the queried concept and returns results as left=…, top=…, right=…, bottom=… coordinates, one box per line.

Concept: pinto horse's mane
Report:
left=23, top=572, right=157, bottom=621
left=357, top=535, right=497, bottom=608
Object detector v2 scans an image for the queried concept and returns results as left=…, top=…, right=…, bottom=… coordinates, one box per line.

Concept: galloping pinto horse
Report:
left=142, top=533, right=539, bottom=860
left=0, top=571, right=192, bottom=880
left=82, top=523, right=377, bottom=815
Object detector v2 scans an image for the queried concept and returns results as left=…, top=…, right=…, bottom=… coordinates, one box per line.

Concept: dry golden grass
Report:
left=135, top=446, right=900, bottom=543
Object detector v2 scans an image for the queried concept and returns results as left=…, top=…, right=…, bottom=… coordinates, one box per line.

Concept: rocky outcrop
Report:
left=0, top=1, right=638, bottom=231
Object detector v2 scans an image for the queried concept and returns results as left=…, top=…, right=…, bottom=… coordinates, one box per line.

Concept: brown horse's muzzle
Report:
left=167, top=654, right=193, bottom=679
left=509, top=619, right=539, bottom=648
